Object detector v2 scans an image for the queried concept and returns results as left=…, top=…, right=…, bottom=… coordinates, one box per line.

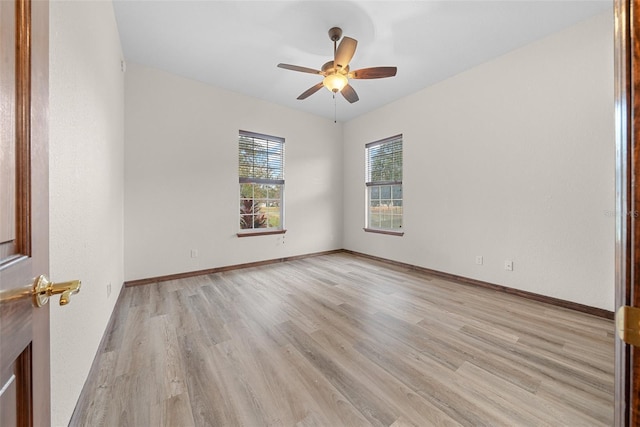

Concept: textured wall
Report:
left=343, top=11, right=615, bottom=310
left=124, top=64, right=343, bottom=281
left=49, top=1, right=125, bottom=424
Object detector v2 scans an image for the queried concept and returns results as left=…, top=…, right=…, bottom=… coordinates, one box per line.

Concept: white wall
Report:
left=124, top=64, right=343, bottom=281
left=49, top=1, right=125, bottom=425
left=343, top=12, right=615, bottom=311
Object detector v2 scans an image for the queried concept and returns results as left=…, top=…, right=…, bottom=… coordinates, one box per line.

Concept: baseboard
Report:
left=124, top=249, right=344, bottom=287
left=124, top=248, right=613, bottom=320
left=342, top=249, right=614, bottom=320
left=69, top=281, right=127, bottom=423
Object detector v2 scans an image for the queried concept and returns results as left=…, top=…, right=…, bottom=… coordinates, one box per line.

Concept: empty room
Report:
left=3, top=0, right=638, bottom=426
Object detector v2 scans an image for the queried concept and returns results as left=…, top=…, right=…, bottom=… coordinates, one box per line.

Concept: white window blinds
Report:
left=239, top=130, right=284, bottom=184
left=366, top=134, right=403, bottom=186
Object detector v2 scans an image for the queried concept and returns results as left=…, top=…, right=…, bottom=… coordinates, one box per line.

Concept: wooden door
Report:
left=0, top=0, right=50, bottom=425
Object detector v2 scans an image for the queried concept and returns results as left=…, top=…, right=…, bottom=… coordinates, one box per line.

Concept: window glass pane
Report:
left=381, top=185, right=391, bottom=199
left=391, top=215, right=402, bottom=229
left=254, top=200, right=268, bottom=228
left=368, top=206, right=380, bottom=228
left=240, top=199, right=255, bottom=229
left=392, top=185, right=402, bottom=200
left=252, top=184, right=267, bottom=199
left=267, top=210, right=281, bottom=228
left=267, top=185, right=281, bottom=200
left=370, top=186, right=379, bottom=199
left=240, top=183, right=254, bottom=198
left=380, top=210, right=392, bottom=229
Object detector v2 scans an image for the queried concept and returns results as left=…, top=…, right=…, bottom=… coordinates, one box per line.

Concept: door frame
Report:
left=615, top=0, right=640, bottom=424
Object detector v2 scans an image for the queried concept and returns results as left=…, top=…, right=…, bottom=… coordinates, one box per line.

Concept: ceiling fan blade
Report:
left=334, top=36, right=357, bottom=70
left=349, top=66, right=397, bottom=79
left=277, top=63, right=322, bottom=75
left=341, top=84, right=359, bottom=103
left=297, top=82, right=324, bottom=100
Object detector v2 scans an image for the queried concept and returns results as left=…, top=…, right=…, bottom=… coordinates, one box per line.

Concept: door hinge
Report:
left=616, top=305, right=640, bottom=346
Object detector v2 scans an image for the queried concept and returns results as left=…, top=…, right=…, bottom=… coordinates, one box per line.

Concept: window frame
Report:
left=364, top=134, right=404, bottom=236
left=238, top=130, right=286, bottom=237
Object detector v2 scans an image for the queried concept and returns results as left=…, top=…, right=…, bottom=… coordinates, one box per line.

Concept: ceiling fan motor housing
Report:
left=322, top=61, right=349, bottom=75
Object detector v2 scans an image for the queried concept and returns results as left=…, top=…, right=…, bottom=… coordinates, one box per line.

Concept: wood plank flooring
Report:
left=70, top=252, right=614, bottom=426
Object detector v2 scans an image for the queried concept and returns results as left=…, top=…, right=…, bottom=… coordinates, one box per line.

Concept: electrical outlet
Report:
left=107, top=282, right=112, bottom=298
left=504, top=260, right=513, bottom=271
left=475, top=256, right=483, bottom=265
left=191, top=249, right=198, bottom=258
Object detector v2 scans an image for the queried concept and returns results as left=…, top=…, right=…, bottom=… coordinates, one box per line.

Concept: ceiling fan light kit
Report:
left=323, top=73, right=348, bottom=93
left=277, top=26, right=397, bottom=104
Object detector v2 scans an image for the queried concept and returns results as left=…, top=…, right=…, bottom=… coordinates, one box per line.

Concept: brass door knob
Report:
left=33, top=275, right=81, bottom=307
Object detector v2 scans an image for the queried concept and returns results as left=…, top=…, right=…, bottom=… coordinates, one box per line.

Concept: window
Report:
left=365, top=134, right=403, bottom=235
left=238, top=130, right=285, bottom=235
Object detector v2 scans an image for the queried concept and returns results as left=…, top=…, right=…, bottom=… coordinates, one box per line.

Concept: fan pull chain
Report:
left=334, top=94, right=337, bottom=123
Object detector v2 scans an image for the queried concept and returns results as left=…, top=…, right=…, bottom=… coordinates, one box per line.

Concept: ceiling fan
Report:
left=277, top=27, right=397, bottom=104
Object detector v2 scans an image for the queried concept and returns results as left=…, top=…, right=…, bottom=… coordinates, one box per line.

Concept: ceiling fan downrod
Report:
left=329, top=27, right=342, bottom=66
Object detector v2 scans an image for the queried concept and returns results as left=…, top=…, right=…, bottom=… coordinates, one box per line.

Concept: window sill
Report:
left=237, top=229, right=287, bottom=238
left=363, top=228, right=404, bottom=236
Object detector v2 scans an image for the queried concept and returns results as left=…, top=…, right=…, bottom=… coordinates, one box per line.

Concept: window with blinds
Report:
left=238, top=130, right=284, bottom=233
left=365, top=135, right=403, bottom=233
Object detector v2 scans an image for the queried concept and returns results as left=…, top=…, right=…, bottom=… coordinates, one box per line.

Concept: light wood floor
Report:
left=71, top=252, right=614, bottom=426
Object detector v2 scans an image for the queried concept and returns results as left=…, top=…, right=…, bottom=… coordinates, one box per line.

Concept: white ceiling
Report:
left=112, top=0, right=612, bottom=122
